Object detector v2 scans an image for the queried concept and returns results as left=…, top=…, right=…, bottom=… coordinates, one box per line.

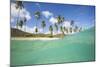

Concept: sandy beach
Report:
left=11, top=37, right=60, bottom=40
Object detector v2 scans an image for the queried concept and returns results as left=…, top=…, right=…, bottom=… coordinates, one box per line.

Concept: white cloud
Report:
left=32, top=26, right=37, bottom=32
left=49, top=17, right=57, bottom=24
left=39, top=28, right=43, bottom=32
left=19, top=9, right=31, bottom=20
left=53, top=31, right=62, bottom=35
left=42, top=11, right=57, bottom=24
left=35, top=3, right=41, bottom=8
left=44, top=31, right=50, bottom=34
left=23, top=26, right=33, bottom=33
left=45, top=31, right=62, bottom=35
left=11, top=3, right=19, bottom=17
left=62, top=21, right=71, bottom=28
left=11, top=17, right=15, bottom=23
left=11, top=3, right=31, bottom=23
left=42, top=11, right=53, bottom=18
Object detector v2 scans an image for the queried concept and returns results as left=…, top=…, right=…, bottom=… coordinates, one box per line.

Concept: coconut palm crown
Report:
left=41, top=20, right=46, bottom=33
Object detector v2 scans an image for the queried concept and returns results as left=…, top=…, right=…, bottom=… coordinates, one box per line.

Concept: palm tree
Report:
left=35, top=28, right=38, bottom=34
left=41, top=20, right=46, bottom=33
left=60, top=26, right=64, bottom=37
left=23, top=17, right=27, bottom=32
left=15, top=1, right=24, bottom=9
left=18, top=20, right=24, bottom=29
left=69, top=27, right=72, bottom=33
left=34, top=11, right=41, bottom=34
left=79, top=27, right=82, bottom=32
left=34, top=11, right=41, bottom=20
left=57, top=15, right=64, bottom=24
left=70, top=20, right=74, bottom=33
left=49, top=25, right=53, bottom=37
left=74, top=25, right=78, bottom=32
left=63, top=26, right=68, bottom=34
left=63, top=26, right=66, bottom=35
left=57, top=15, right=61, bottom=24
left=54, top=23, right=58, bottom=34
left=15, top=1, right=24, bottom=29
left=18, top=17, right=27, bottom=30
left=61, top=17, right=65, bottom=22
left=64, top=26, right=68, bottom=33
left=63, top=26, right=66, bottom=31
left=57, top=15, right=65, bottom=35
left=70, top=20, right=74, bottom=26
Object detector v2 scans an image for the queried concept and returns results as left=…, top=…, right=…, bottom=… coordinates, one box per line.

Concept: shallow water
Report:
left=11, top=27, right=95, bottom=66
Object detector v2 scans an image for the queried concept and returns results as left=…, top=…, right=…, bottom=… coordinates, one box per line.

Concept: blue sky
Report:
left=11, top=1, right=95, bottom=33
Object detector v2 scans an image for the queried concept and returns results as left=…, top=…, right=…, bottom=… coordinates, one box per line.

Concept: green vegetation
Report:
left=15, top=1, right=24, bottom=29
left=11, top=28, right=63, bottom=38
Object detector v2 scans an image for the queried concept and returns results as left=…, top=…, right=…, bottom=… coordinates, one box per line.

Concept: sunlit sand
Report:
left=11, top=37, right=60, bottom=40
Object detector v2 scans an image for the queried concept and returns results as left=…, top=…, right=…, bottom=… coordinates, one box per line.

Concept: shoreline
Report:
left=11, top=37, right=60, bottom=40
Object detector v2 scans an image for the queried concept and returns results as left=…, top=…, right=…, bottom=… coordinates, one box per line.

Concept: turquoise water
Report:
left=11, top=27, right=95, bottom=66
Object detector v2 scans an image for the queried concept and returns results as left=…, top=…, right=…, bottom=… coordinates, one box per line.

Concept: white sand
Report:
left=11, top=37, right=60, bottom=40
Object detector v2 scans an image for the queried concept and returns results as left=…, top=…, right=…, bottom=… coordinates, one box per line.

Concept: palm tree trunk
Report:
left=63, top=31, right=65, bottom=35
left=51, top=31, right=53, bottom=37
left=36, top=22, right=37, bottom=34
left=24, top=22, right=26, bottom=32
left=57, top=30, right=58, bottom=34
left=61, top=31, right=64, bottom=38
left=15, top=8, right=20, bottom=35
left=17, top=9, right=20, bottom=29
left=43, top=28, right=44, bottom=33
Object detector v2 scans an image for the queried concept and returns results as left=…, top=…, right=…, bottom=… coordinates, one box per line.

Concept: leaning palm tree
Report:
left=54, top=23, right=58, bottom=34
left=15, top=1, right=24, bottom=29
left=23, top=17, right=27, bottom=32
left=49, top=25, right=53, bottom=37
left=41, top=20, right=46, bottom=33
left=34, top=11, right=41, bottom=34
